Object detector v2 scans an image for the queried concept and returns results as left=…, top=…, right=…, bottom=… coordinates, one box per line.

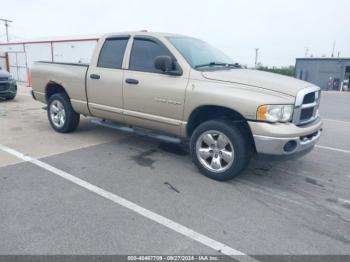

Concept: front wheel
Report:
left=47, top=93, right=80, bottom=133
left=6, top=94, right=16, bottom=100
left=190, top=120, right=252, bottom=181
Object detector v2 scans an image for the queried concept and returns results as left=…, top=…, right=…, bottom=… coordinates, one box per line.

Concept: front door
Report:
left=123, top=37, right=188, bottom=135
left=86, top=37, right=129, bottom=122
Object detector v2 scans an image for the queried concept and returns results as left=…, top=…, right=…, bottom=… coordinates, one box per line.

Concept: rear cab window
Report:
left=97, top=38, right=129, bottom=69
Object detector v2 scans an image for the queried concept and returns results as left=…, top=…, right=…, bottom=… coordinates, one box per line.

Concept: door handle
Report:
left=90, top=74, right=100, bottom=80
left=125, top=78, right=139, bottom=85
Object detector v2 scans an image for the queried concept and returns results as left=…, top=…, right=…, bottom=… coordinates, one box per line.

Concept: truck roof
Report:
left=101, top=31, right=188, bottom=39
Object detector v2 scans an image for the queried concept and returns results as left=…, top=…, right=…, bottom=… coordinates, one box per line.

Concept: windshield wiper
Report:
left=195, top=62, right=241, bottom=69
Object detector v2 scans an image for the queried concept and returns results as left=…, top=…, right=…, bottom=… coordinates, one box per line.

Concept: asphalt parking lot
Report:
left=0, top=85, right=349, bottom=259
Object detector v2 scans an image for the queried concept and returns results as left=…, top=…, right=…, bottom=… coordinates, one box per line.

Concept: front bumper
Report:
left=0, top=81, right=17, bottom=98
left=249, top=118, right=322, bottom=159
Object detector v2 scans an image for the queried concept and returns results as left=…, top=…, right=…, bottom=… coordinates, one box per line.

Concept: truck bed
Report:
left=31, top=61, right=90, bottom=115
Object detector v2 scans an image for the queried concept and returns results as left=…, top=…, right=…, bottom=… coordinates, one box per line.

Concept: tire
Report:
left=6, top=95, right=16, bottom=100
left=190, top=119, right=252, bottom=181
left=47, top=93, right=80, bottom=133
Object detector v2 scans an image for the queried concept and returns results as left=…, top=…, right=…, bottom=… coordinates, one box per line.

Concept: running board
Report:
left=91, top=119, right=182, bottom=144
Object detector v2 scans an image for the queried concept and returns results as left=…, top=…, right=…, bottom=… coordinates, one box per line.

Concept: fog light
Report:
left=283, top=140, right=297, bottom=152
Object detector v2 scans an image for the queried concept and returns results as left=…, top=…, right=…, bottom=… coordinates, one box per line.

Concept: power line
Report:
left=0, top=18, right=13, bottom=42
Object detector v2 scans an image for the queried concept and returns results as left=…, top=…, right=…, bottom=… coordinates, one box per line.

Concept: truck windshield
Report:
left=167, top=36, right=235, bottom=70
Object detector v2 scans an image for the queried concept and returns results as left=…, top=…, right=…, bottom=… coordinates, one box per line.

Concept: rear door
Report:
left=123, top=36, right=188, bottom=135
left=86, top=36, right=129, bottom=122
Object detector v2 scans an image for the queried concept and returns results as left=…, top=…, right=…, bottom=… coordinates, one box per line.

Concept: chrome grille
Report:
left=293, top=86, right=321, bottom=126
left=302, top=92, right=315, bottom=104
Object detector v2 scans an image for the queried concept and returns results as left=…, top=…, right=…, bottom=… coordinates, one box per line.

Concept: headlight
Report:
left=257, top=105, right=294, bottom=123
left=7, top=75, right=13, bottom=81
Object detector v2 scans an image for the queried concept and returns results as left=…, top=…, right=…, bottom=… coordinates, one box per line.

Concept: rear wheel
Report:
left=190, top=119, right=252, bottom=181
left=47, top=93, right=80, bottom=133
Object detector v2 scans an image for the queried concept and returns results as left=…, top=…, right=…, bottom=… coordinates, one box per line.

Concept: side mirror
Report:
left=154, top=56, right=182, bottom=76
left=154, top=55, right=173, bottom=72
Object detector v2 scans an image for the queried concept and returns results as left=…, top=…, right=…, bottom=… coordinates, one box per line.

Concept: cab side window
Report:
left=129, top=38, right=171, bottom=73
left=97, top=38, right=129, bottom=69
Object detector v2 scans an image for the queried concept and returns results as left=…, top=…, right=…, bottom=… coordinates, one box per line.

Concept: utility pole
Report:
left=305, top=47, right=309, bottom=57
left=254, top=48, right=259, bottom=68
left=331, top=40, right=336, bottom=58
left=0, top=18, right=12, bottom=42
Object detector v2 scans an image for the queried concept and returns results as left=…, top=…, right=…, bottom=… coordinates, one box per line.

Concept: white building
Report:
left=0, top=35, right=100, bottom=82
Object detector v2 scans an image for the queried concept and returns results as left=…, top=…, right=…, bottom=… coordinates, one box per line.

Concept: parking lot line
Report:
left=0, top=143, right=258, bottom=260
left=322, top=118, right=350, bottom=124
left=315, top=145, right=350, bottom=154
left=17, top=93, right=31, bottom=97
left=338, top=198, right=350, bottom=205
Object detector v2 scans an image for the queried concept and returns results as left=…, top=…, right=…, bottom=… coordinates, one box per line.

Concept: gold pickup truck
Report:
left=31, top=31, right=322, bottom=181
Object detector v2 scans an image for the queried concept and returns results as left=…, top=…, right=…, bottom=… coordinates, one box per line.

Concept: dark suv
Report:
left=0, top=67, right=17, bottom=100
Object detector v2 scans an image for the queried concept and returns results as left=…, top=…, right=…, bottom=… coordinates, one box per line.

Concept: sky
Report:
left=1, top=0, right=349, bottom=67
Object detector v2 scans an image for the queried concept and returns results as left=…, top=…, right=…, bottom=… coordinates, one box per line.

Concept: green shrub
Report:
left=257, top=66, right=295, bottom=77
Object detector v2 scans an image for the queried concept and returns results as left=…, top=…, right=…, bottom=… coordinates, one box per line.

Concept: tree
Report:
left=257, top=65, right=295, bottom=77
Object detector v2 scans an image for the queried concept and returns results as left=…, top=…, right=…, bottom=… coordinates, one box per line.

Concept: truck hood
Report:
left=0, top=69, right=11, bottom=78
left=201, top=69, right=312, bottom=97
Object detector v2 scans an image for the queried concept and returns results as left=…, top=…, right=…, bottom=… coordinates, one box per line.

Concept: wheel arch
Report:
left=186, top=105, right=256, bottom=151
left=45, top=81, right=69, bottom=102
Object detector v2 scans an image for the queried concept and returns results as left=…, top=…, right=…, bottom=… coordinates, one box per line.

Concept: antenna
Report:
left=0, top=18, right=13, bottom=42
